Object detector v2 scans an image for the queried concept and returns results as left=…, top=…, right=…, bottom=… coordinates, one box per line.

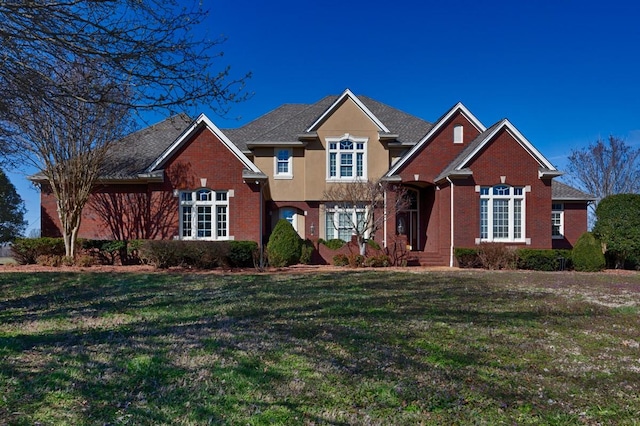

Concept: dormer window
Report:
left=326, top=135, right=368, bottom=181
left=453, top=125, right=463, bottom=144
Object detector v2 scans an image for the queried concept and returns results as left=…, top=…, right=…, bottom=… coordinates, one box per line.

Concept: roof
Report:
left=101, top=113, right=192, bottom=179
left=552, top=181, right=595, bottom=201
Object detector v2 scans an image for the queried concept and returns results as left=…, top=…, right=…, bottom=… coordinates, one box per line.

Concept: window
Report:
left=180, top=189, right=229, bottom=239
left=274, top=148, right=292, bottom=178
left=325, top=206, right=366, bottom=241
left=552, top=203, right=564, bottom=239
left=326, top=136, right=367, bottom=180
left=479, top=185, right=525, bottom=242
left=453, top=125, right=463, bottom=144
left=280, top=207, right=297, bottom=232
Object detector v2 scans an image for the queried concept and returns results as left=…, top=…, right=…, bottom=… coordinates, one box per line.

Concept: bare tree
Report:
left=323, top=178, right=408, bottom=256
left=9, top=63, right=130, bottom=257
left=566, top=136, right=640, bottom=207
left=0, top=1, right=249, bottom=121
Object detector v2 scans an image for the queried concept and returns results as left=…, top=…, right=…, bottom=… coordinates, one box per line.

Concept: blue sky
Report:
left=10, top=0, right=640, bottom=235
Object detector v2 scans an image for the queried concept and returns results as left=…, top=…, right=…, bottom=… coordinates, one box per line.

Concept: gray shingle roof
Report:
left=222, top=94, right=433, bottom=150
left=552, top=181, right=595, bottom=201
left=101, top=113, right=192, bottom=179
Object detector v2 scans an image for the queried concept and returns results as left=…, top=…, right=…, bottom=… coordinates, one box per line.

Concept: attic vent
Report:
left=453, top=125, right=463, bottom=144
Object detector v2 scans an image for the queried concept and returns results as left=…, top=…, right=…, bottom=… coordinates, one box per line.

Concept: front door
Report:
left=399, top=189, right=419, bottom=250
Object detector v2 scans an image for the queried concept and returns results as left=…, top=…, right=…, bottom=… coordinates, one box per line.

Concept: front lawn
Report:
left=0, top=270, right=639, bottom=425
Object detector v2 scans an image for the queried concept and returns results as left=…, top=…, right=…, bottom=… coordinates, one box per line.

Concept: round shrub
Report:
left=267, top=219, right=302, bottom=267
left=572, top=232, right=605, bottom=272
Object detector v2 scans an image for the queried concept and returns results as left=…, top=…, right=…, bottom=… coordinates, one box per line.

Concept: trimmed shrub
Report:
left=594, top=194, right=640, bottom=269
left=516, top=249, right=561, bottom=271
left=454, top=248, right=481, bottom=268
left=572, top=232, right=605, bottom=272
left=266, top=219, right=302, bottom=267
left=348, top=254, right=365, bottom=268
left=367, top=239, right=381, bottom=251
left=477, top=243, right=517, bottom=270
left=12, top=238, right=65, bottom=264
left=299, top=239, right=315, bottom=265
left=333, top=253, right=349, bottom=266
left=36, top=254, right=63, bottom=267
left=320, top=238, right=346, bottom=250
left=138, top=240, right=231, bottom=269
left=228, top=241, right=258, bottom=267
left=364, top=254, right=391, bottom=267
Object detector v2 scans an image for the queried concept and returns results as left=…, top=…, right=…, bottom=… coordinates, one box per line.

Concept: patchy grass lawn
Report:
left=0, top=270, right=639, bottom=425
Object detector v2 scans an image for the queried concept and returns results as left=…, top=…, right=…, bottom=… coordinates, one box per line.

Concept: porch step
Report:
left=406, top=252, right=448, bottom=267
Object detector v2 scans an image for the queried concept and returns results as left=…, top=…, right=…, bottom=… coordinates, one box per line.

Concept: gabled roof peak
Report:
left=305, top=88, right=391, bottom=133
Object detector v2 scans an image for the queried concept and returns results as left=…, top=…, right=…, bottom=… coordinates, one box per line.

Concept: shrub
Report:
left=12, top=238, right=65, bottom=264
left=364, top=254, right=391, bottom=267
left=36, top=254, right=62, bottom=267
left=333, top=253, right=349, bottom=266
left=454, top=248, right=481, bottom=268
left=516, top=249, right=561, bottom=271
left=593, top=194, right=640, bottom=269
left=266, top=219, right=302, bottom=267
left=228, top=241, right=258, bottom=267
left=299, top=239, right=315, bottom=265
left=572, top=232, right=605, bottom=272
left=367, top=239, right=381, bottom=250
left=76, top=255, right=95, bottom=267
left=348, top=254, right=365, bottom=268
left=320, top=238, right=346, bottom=250
left=138, top=240, right=231, bottom=269
left=477, top=243, right=517, bottom=270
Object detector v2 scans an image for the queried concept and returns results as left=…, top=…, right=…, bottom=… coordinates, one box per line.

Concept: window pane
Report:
left=480, top=199, right=488, bottom=239
left=493, top=199, right=509, bottom=238
left=325, top=212, right=335, bottom=240
left=216, top=191, right=227, bottom=202
left=198, top=189, right=212, bottom=201
left=340, top=153, right=352, bottom=177
left=356, top=142, right=364, bottom=150
left=329, top=153, right=336, bottom=177
left=480, top=187, right=489, bottom=196
left=197, top=206, right=212, bottom=237
left=514, top=187, right=523, bottom=196
left=514, top=199, right=522, bottom=239
left=181, top=192, right=193, bottom=202
left=182, top=206, right=192, bottom=237
left=217, top=206, right=227, bottom=237
left=340, top=140, right=353, bottom=150
left=493, top=186, right=510, bottom=196
left=356, top=153, right=363, bottom=177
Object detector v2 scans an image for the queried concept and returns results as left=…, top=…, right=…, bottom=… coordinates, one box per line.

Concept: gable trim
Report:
left=455, top=119, right=556, bottom=172
left=305, top=88, right=390, bottom=133
left=147, top=113, right=262, bottom=174
left=385, top=102, right=486, bottom=176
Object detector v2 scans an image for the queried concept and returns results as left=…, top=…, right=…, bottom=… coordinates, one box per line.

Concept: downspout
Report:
left=383, top=190, right=387, bottom=248
left=259, top=181, right=265, bottom=270
left=446, top=177, right=455, bottom=267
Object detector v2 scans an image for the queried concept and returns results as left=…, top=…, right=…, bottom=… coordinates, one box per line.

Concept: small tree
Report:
left=323, top=178, right=408, bottom=256
left=0, top=168, right=26, bottom=242
left=267, top=219, right=302, bottom=267
left=572, top=232, right=606, bottom=272
left=593, top=194, right=640, bottom=268
left=566, top=136, right=640, bottom=216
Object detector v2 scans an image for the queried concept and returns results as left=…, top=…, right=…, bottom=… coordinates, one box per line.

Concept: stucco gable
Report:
left=305, top=89, right=390, bottom=133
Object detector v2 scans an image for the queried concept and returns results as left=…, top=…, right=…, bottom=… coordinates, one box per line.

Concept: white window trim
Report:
left=274, top=148, right=293, bottom=179
left=326, top=134, right=368, bottom=182
left=324, top=204, right=368, bottom=240
left=479, top=185, right=526, bottom=243
left=552, top=203, right=564, bottom=239
left=179, top=188, right=231, bottom=241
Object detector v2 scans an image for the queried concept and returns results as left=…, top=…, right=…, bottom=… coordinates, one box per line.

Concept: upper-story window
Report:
left=326, top=135, right=367, bottom=181
left=274, top=148, right=292, bottom=178
left=453, top=125, right=463, bottom=144
left=180, top=189, right=229, bottom=240
left=552, top=203, right=564, bottom=239
left=479, top=185, right=526, bottom=242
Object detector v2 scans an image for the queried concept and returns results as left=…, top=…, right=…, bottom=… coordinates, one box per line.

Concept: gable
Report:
left=148, top=113, right=262, bottom=175
left=306, top=89, right=390, bottom=133
left=386, top=103, right=485, bottom=178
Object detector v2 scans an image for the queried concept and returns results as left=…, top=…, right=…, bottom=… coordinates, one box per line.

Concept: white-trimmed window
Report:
left=552, top=203, right=564, bottom=239
left=274, top=148, right=292, bottom=178
left=325, top=205, right=366, bottom=241
left=453, top=125, right=463, bottom=144
left=180, top=189, right=229, bottom=240
left=280, top=207, right=297, bottom=232
left=326, top=135, right=367, bottom=180
left=479, top=185, right=525, bottom=242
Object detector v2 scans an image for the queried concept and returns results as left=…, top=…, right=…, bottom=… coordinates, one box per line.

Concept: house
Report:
left=37, top=89, right=594, bottom=266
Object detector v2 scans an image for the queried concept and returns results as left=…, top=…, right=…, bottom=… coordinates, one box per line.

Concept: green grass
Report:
left=1, top=270, right=639, bottom=425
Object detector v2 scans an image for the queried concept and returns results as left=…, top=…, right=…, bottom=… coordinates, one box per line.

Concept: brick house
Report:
left=37, top=89, right=593, bottom=266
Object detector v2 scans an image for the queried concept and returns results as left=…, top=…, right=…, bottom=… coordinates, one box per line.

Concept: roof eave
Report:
left=539, top=169, right=564, bottom=179
left=246, top=141, right=308, bottom=149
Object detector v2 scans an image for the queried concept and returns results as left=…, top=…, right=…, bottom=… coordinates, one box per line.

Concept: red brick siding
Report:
left=552, top=201, right=589, bottom=249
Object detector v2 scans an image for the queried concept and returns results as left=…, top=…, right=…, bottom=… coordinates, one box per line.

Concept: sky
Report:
left=9, top=0, right=640, bottom=236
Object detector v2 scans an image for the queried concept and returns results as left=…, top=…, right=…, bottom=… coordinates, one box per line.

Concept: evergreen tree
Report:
left=0, top=169, right=26, bottom=242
